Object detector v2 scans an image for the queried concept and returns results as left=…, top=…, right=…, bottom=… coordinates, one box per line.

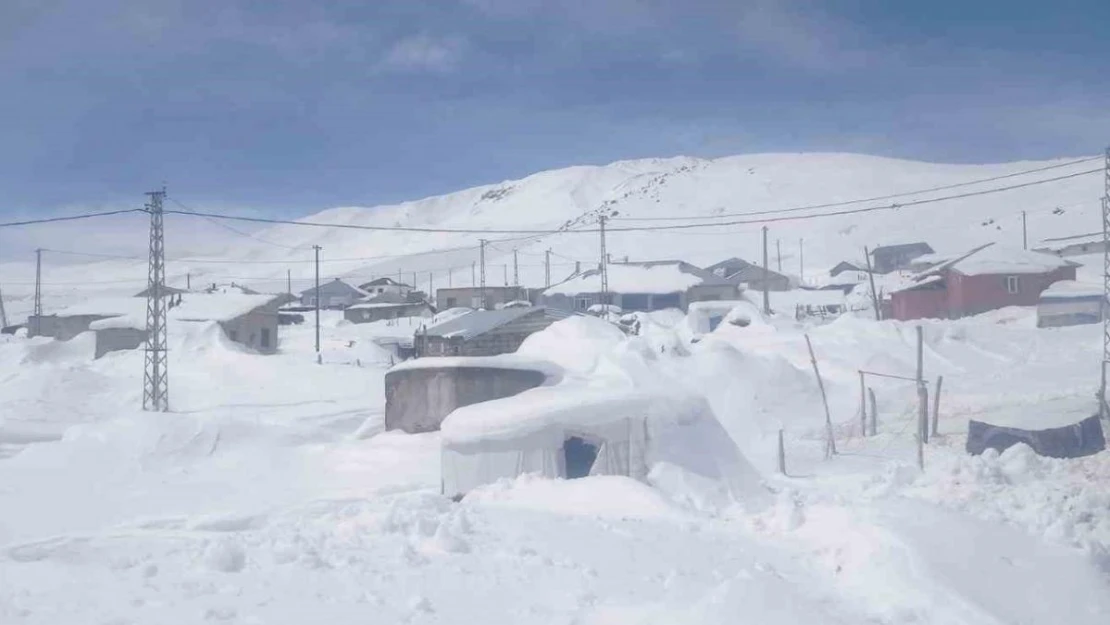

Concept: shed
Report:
left=966, top=397, right=1105, bottom=459
left=1037, top=281, right=1103, bottom=328
left=415, top=306, right=574, bottom=357
left=358, top=277, right=413, bottom=297
left=1034, top=232, right=1109, bottom=258
left=543, top=261, right=737, bottom=313
left=383, top=355, right=559, bottom=433
left=870, top=242, right=935, bottom=274
left=439, top=386, right=764, bottom=499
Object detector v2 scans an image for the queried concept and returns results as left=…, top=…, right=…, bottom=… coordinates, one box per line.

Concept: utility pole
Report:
left=186, top=272, right=191, bottom=291
left=1100, top=146, right=1110, bottom=421
left=471, top=262, right=476, bottom=287
left=1022, top=210, right=1028, bottom=250
left=412, top=272, right=417, bottom=291
left=761, top=227, right=770, bottom=315
left=428, top=272, right=433, bottom=299
left=449, top=267, right=453, bottom=288
left=513, top=249, right=519, bottom=287
left=799, top=238, right=805, bottom=282
left=32, top=248, right=42, bottom=335
left=502, top=264, right=508, bottom=286
left=599, top=215, right=609, bottom=309
left=545, top=249, right=552, bottom=288
left=479, top=239, right=487, bottom=310
left=0, top=283, right=8, bottom=329
left=863, top=246, right=882, bottom=321
left=142, top=188, right=169, bottom=412
left=313, top=245, right=321, bottom=354
left=776, top=239, right=782, bottom=273
left=286, top=269, right=291, bottom=295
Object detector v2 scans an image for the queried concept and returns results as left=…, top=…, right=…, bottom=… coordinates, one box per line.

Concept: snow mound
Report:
left=464, top=474, right=683, bottom=520
left=20, top=331, right=96, bottom=364
left=516, top=315, right=626, bottom=375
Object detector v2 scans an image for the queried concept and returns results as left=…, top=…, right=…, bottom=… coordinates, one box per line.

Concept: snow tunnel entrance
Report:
left=563, top=436, right=600, bottom=479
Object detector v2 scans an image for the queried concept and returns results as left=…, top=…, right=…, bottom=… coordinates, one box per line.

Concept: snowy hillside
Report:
left=0, top=152, right=1101, bottom=322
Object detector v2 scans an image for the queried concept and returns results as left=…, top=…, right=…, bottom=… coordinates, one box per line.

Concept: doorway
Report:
left=563, top=436, right=600, bottom=479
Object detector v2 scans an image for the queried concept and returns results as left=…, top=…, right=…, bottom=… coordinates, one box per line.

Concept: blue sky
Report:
left=2, top=0, right=1108, bottom=217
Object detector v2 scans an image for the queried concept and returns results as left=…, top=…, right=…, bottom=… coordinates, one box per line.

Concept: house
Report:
left=205, top=282, right=259, bottom=295
left=435, top=286, right=531, bottom=311
left=27, top=297, right=147, bottom=341
left=298, top=278, right=366, bottom=309
left=1037, top=281, right=1103, bottom=328
left=415, top=306, right=573, bottom=357
left=343, top=293, right=435, bottom=324
left=542, top=261, right=738, bottom=313
left=1034, top=232, right=1109, bottom=258
left=829, top=261, right=867, bottom=277
left=705, top=257, right=796, bottom=292
left=890, top=244, right=1077, bottom=321
left=171, top=293, right=284, bottom=353
left=870, top=242, right=935, bottom=274
left=357, top=277, right=413, bottom=298
left=439, top=385, right=762, bottom=498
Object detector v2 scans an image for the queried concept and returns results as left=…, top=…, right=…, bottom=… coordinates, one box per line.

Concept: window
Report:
left=652, top=293, right=682, bottom=310
left=1005, top=276, right=1020, bottom=294
left=575, top=296, right=592, bottom=310
left=621, top=294, right=650, bottom=311
left=446, top=297, right=457, bottom=307
left=260, top=328, right=272, bottom=349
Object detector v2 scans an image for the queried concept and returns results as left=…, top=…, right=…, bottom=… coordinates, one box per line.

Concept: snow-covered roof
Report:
left=347, top=300, right=429, bottom=310
left=544, top=261, right=723, bottom=296
left=1036, top=232, right=1102, bottom=247
left=173, top=294, right=281, bottom=322
left=359, top=277, right=411, bottom=288
left=891, top=274, right=945, bottom=293
left=1040, top=280, right=1103, bottom=299
left=388, top=354, right=564, bottom=379
left=924, top=243, right=1073, bottom=277
left=53, top=297, right=147, bottom=319
left=440, top=385, right=707, bottom=447
left=422, top=307, right=572, bottom=340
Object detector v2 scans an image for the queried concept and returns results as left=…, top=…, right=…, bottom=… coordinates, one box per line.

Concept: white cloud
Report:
left=380, top=34, right=467, bottom=73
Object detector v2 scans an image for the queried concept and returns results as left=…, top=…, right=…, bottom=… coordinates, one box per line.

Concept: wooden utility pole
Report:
left=777, top=429, right=786, bottom=475
left=286, top=269, right=291, bottom=295
left=932, top=375, right=943, bottom=437
left=805, top=334, right=836, bottom=458
left=513, top=249, right=519, bottom=286
left=863, top=246, right=881, bottom=321
left=868, top=387, right=878, bottom=436
left=479, top=239, right=487, bottom=309
left=1022, top=210, right=1028, bottom=250
left=313, top=245, right=322, bottom=354
left=916, top=325, right=928, bottom=444
left=776, top=239, right=782, bottom=273
left=799, top=238, right=804, bottom=282
left=761, top=227, right=770, bottom=315
left=545, top=249, right=552, bottom=288
left=599, top=215, right=610, bottom=309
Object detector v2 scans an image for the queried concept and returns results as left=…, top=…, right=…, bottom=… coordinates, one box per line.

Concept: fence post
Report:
left=916, top=432, right=924, bottom=470
left=932, top=375, right=943, bottom=437
left=804, top=334, right=837, bottom=458
left=868, top=387, right=878, bottom=436
left=777, top=429, right=786, bottom=475
left=859, top=370, right=867, bottom=437
left=916, top=325, right=928, bottom=444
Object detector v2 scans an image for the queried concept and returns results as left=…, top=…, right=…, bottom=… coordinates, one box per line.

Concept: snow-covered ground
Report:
left=1, top=301, right=1108, bottom=624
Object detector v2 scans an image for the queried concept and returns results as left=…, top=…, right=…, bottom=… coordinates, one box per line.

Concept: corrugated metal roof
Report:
left=423, top=307, right=572, bottom=340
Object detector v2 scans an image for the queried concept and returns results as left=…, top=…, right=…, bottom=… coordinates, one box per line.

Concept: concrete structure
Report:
left=93, top=327, right=147, bottom=359
left=870, top=242, right=935, bottom=274
left=890, top=244, right=1077, bottom=321
left=383, top=357, right=552, bottom=433
left=416, top=306, right=572, bottom=357
left=1037, top=281, right=1104, bottom=328
left=706, top=257, right=796, bottom=292
left=358, top=277, right=413, bottom=298
left=543, top=261, right=737, bottom=313
left=177, top=295, right=283, bottom=353
left=344, top=295, right=434, bottom=324
left=435, top=286, right=531, bottom=310
left=28, top=297, right=147, bottom=340
left=298, top=278, right=366, bottom=309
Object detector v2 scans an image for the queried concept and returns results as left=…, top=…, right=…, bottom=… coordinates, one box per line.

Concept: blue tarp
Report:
left=966, top=414, right=1106, bottom=459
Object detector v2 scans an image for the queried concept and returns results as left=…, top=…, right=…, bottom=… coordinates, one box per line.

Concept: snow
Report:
left=545, top=262, right=707, bottom=296
left=173, top=293, right=280, bottom=321
left=388, top=353, right=565, bottom=380
left=346, top=301, right=423, bottom=310
left=932, top=243, right=1074, bottom=276
left=1041, top=279, right=1103, bottom=299
left=50, top=296, right=146, bottom=319
left=2, top=153, right=1110, bottom=623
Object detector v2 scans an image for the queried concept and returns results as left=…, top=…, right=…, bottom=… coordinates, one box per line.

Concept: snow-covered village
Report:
left=3, top=3, right=1110, bottom=624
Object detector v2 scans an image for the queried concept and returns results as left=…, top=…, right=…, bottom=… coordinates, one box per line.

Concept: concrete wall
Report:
left=544, top=287, right=735, bottom=313
left=344, top=304, right=432, bottom=324
left=688, top=284, right=741, bottom=303
left=94, top=327, right=147, bottom=359
left=220, top=308, right=279, bottom=354
left=384, top=366, right=547, bottom=433
left=28, top=314, right=113, bottom=340
left=892, top=286, right=949, bottom=321
left=1037, top=298, right=1103, bottom=328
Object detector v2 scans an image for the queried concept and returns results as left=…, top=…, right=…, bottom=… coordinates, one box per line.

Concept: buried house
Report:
left=439, top=385, right=764, bottom=499
left=415, top=306, right=573, bottom=357
left=543, top=260, right=737, bottom=313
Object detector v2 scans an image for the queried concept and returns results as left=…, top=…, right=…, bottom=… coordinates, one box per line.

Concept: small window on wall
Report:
left=575, top=296, right=591, bottom=311
left=1005, top=276, right=1020, bottom=294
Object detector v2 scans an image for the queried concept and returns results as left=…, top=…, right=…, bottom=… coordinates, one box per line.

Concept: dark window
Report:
left=1005, top=276, right=1020, bottom=294
left=575, top=296, right=592, bottom=310
left=564, top=436, right=600, bottom=479
left=261, top=328, right=272, bottom=349
left=446, top=297, right=457, bottom=307
left=622, top=294, right=650, bottom=311
left=708, top=315, right=724, bottom=332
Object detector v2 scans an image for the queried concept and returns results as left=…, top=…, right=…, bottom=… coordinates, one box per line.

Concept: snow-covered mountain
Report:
left=0, top=152, right=1100, bottom=321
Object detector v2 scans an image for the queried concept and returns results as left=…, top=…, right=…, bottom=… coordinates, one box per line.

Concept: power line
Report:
left=0, top=209, right=142, bottom=229
left=166, top=197, right=303, bottom=250
left=613, top=157, right=1103, bottom=222
left=163, top=169, right=1099, bottom=235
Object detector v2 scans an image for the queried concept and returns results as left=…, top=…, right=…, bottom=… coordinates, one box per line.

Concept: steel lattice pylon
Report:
left=143, top=188, right=169, bottom=412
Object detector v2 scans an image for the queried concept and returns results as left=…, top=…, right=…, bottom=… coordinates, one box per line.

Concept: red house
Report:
left=891, top=244, right=1077, bottom=321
